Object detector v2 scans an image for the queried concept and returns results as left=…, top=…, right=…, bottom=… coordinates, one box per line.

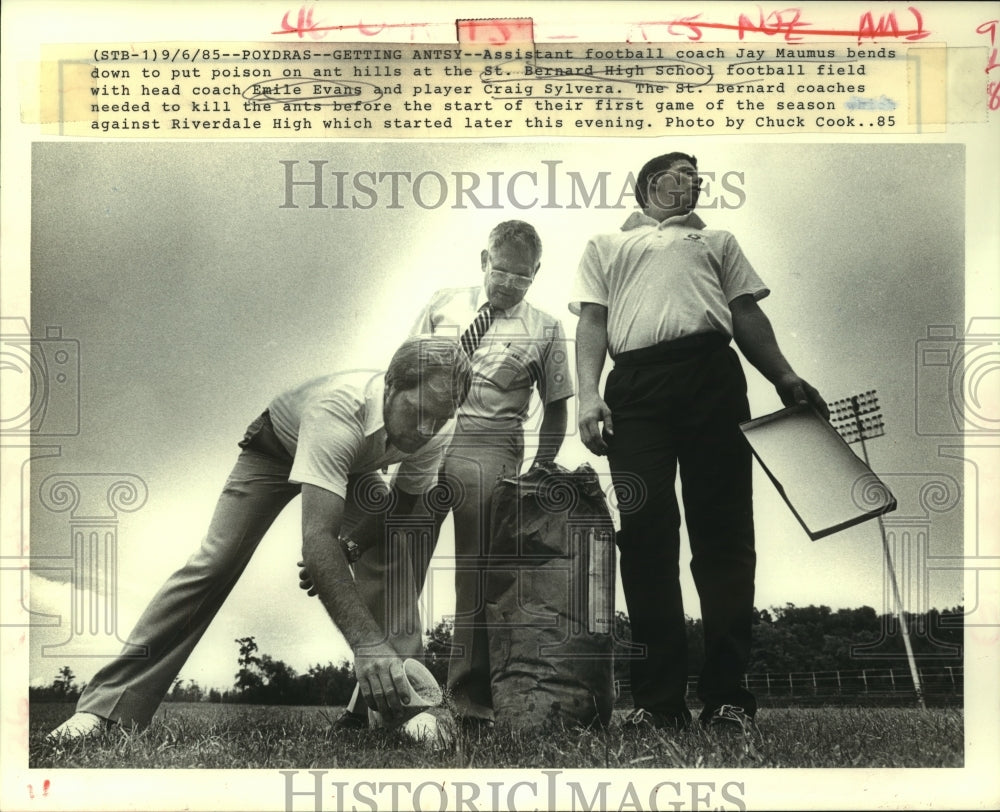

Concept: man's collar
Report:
left=621, top=210, right=706, bottom=232
left=475, top=285, right=525, bottom=317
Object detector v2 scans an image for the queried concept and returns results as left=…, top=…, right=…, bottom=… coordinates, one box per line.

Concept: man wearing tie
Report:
left=338, top=220, right=574, bottom=729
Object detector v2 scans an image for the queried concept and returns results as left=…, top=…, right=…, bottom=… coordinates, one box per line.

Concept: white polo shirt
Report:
left=570, top=211, right=770, bottom=356
left=410, top=286, right=574, bottom=430
left=267, top=370, right=453, bottom=497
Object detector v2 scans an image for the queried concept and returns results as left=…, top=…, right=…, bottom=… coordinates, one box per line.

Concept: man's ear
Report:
left=481, top=249, right=489, bottom=273
left=532, top=260, right=541, bottom=279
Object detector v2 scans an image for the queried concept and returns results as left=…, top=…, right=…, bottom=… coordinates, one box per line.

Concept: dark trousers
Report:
left=604, top=333, right=757, bottom=721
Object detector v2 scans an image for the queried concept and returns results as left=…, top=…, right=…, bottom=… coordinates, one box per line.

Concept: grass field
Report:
left=30, top=701, right=963, bottom=769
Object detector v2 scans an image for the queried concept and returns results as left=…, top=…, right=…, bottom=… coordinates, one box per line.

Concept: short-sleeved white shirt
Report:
left=267, top=370, right=453, bottom=497
left=570, top=211, right=770, bottom=356
left=410, top=286, right=574, bottom=429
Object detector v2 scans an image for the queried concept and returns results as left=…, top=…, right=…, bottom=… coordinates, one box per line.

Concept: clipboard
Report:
left=739, top=404, right=897, bottom=540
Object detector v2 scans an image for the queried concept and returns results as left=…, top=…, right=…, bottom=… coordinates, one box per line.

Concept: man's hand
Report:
left=297, top=560, right=317, bottom=597
left=775, top=373, right=830, bottom=420
left=301, top=483, right=404, bottom=708
left=354, top=644, right=412, bottom=717
left=578, top=395, right=614, bottom=456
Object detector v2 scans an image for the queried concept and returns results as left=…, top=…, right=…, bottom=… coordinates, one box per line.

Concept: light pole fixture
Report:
left=828, top=389, right=926, bottom=710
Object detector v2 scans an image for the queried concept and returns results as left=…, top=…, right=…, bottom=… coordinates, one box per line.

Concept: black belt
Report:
left=612, top=332, right=730, bottom=368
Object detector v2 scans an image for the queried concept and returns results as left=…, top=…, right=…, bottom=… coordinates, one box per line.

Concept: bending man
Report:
left=48, top=336, right=472, bottom=740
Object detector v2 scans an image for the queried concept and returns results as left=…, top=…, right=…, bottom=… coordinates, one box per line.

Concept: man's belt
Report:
left=612, top=331, right=731, bottom=367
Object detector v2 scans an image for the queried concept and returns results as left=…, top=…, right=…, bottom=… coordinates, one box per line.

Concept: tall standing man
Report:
left=571, top=153, right=828, bottom=737
left=338, top=220, right=574, bottom=729
left=48, top=337, right=472, bottom=741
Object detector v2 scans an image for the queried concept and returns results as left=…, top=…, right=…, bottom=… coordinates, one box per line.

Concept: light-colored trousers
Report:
left=436, top=429, right=523, bottom=719
left=349, top=425, right=523, bottom=720
left=77, top=443, right=418, bottom=728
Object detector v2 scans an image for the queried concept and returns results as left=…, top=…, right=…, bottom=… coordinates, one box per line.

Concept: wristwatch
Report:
left=339, top=535, right=361, bottom=563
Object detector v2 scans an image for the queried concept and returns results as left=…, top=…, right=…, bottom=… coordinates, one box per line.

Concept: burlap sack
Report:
left=486, top=462, right=616, bottom=730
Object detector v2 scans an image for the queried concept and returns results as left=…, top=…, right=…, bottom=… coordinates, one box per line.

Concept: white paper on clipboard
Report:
left=739, top=404, right=897, bottom=540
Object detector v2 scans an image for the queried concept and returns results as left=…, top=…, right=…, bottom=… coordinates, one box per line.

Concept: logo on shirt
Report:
left=683, top=233, right=703, bottom=242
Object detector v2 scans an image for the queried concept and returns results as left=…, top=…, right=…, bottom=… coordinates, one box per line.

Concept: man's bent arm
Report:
left=298, top=486, right=426, bottom=590
left=730, top=294, right=829, bottom=419
left=575, top=303, right=614, bottom=455
left=300, top=483, right=411, bottom=715
left=532, top=397, right=569, bottom=468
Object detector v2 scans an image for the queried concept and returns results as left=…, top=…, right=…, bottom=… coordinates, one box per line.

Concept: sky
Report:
left=24, top=139, right=972, bottom=691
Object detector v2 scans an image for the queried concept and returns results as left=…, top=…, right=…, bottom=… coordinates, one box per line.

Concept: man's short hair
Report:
left=635, top=152, right=698, bottom=209
left=487, top=220, right=542, bottom=264
left=386, top=336, right=473, bottom=411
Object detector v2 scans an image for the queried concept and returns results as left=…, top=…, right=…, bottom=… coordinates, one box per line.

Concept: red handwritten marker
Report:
left=275, top=7, right=432, bottom=40
left=27, top=781, right=50, bottom=799
left=279, top=6, right=325, bottom=40
left=456, top=18, right=534, bottom=46
left=738, top=8, right=811, bottom=42
left=633, top=6, right=929, bottom=44
left=857, top=7, right=928, bottom=43
left=977, top=20, right=999, bottom=71
left=977, top=20, right=1000, bottom=110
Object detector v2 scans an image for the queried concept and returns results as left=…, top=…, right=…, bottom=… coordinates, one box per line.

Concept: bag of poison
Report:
left=485, top=461, right=616, bottom=730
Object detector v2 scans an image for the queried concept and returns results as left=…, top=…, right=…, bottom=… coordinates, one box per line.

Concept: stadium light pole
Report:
left=827, top=390, right=927, bottom=710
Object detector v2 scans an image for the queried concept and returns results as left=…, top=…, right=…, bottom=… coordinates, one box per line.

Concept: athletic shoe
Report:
left=622, top=707, right=691, bottom=732
left=46, top=712, right=111, bottom=742
left=702, top=704, right=764, bottom=756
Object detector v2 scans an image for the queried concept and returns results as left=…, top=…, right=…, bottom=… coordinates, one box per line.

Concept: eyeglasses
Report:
left=489, top=268, right=533, bottom=290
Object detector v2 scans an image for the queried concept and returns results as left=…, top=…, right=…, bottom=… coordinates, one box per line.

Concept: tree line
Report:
left=30, top=603, right=964, bottom=706
left=620, top=603, right=965, bottom=683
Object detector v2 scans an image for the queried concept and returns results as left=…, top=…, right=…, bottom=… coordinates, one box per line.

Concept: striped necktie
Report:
left=459, top=303, right=497, bottom=357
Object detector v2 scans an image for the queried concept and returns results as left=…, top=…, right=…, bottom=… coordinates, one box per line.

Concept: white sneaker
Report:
left=46, top=712, right=109, bottom=742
